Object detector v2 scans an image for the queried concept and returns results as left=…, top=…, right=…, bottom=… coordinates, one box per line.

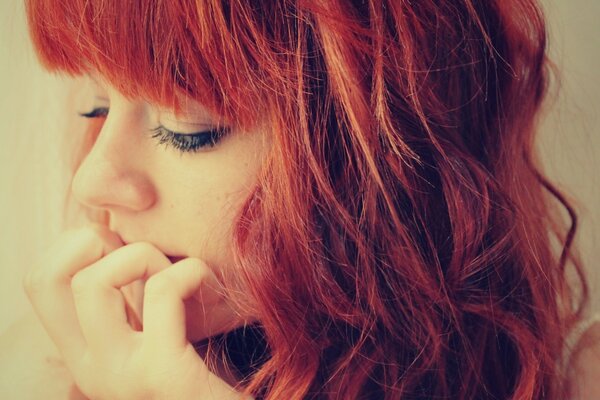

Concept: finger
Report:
left=142, top=258, right=223, bottom=349
left=22, top=224, right=123, bottom=364
left=184, top=299, right=248, bottom=343
left=183, top=283, right=249, bottom=342
left=71, top=242, right=171, bottom=351
left=121, top=279, right=145, bottom=331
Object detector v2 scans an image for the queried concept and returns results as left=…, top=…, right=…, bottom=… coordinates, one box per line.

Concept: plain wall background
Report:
left=1, top=0, right=598, bottom=334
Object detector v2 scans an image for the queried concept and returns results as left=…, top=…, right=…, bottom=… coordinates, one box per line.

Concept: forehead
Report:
left=84, top=72, right=226, bottom=125
left=26, top=0, right=274, bottom=130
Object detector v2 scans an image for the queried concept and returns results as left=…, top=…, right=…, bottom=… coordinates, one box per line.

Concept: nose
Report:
left=71, top=110, right=157, bottom=213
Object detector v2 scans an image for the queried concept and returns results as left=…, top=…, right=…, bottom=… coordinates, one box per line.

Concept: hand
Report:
left=0, top=311, right=89, bottom=400
left=22, top=224, right=248, bottom=400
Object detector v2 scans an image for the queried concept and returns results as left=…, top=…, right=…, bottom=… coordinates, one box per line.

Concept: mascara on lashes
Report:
left=149, top=125, right=230, bottom=153
left=78, top=107, right=230, bottom=153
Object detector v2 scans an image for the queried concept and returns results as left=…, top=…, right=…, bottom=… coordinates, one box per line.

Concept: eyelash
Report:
left=79, top=107, right=109, bottom=118
left=149, top=126, right=229, bottom=154
left=79, top=107, right=230, bottom=154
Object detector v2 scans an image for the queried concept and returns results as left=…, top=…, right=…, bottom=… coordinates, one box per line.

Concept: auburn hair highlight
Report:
left=26, top=0, right=589, bottom=399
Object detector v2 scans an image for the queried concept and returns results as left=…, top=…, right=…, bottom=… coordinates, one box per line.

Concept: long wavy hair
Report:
left=26, top=0, right=589, bottom=398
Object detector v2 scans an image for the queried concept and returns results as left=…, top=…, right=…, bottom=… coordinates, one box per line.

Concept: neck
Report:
left=193, top=339, right=244, bottom=388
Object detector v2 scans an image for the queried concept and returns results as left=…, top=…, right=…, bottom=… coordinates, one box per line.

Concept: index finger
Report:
left=22, top=224, right=124, bottom=364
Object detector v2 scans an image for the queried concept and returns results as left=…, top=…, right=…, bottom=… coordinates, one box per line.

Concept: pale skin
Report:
left=0, top=76, right=599, bottom=398
left=566, top=320, right=600, bottom=399
left=0, top=76, right=268, bottom=399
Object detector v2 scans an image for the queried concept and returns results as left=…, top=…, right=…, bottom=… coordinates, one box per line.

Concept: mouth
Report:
left=167, top=255, right=186, bottom=264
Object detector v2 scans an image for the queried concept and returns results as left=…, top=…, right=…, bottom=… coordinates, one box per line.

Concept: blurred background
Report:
left=0, top=0, right=598, bottom=334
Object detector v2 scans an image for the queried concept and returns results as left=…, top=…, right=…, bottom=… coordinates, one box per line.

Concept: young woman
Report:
left=2, top=0, right=598, bottom=399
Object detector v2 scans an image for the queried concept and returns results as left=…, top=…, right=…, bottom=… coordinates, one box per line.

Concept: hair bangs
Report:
left=25, top=0, right=280, bottom=128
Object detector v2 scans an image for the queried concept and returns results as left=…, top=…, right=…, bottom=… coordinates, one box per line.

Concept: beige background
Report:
left=0, top=0, right=598, bottom=334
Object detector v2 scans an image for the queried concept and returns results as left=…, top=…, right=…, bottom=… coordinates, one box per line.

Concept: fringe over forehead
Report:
left=25, top=0, right=299, bottom=127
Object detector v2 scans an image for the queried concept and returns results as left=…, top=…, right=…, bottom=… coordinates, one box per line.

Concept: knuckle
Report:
left=178, top=257, right=211, bottom=279
left=180, top=257, right=204, bottom=269
left=81, top=226, right=110, bottom=250
left=128, top=241, right=159, bottom=257
left=22, top=267, right=47, bottom=297
left=43, top=261, right=74, bottom=286
left=74, top=224, right=119, bottom=255
left=75, top=225, right=104, bottom=245
left=71, top=271, right=95, bottom=296
left=88, top=223, right=123, bottom=247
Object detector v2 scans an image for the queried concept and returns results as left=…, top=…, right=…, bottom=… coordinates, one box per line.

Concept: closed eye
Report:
left=149, top=126, right=230, bottom=154
left=79, top=107, right=230, bottom=154
left=79, top=107, right=109, bottom=118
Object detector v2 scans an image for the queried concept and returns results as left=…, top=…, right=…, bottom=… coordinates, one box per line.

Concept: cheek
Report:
left=181, top=178, right=254, bottom=267
left=166, top=129, right=268, bottom=267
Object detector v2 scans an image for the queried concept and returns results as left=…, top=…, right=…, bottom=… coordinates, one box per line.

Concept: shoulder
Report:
left=567, top=319, right=600, bottom=399
left=0, top=311, right=88, bottom=400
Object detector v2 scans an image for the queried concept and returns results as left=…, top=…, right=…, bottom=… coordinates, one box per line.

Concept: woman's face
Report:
left=72, top=76, right=269, bottom=279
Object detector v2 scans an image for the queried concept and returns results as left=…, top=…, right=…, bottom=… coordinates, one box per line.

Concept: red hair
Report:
left=26, top=0, right=589, bottom=398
